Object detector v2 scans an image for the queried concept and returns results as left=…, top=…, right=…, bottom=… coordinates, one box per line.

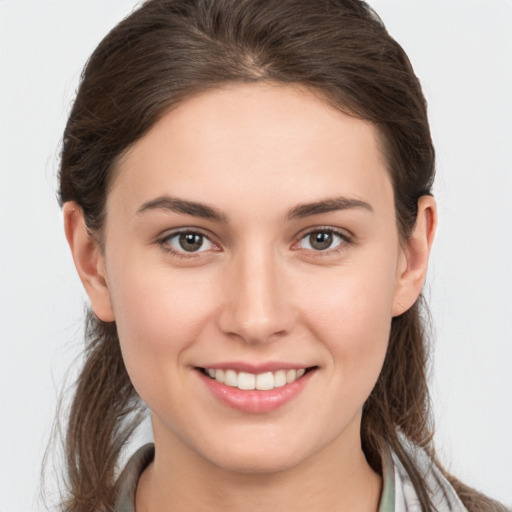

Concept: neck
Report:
left=136, top=418, right=382, bottom=512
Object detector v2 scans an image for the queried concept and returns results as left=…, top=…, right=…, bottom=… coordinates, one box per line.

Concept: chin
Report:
left=209, top=448, right=306, bottom=475
left=193, top=427, right=321, bottom=476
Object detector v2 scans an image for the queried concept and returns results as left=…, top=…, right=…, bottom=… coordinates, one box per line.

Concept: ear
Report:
left=63, top=202, right=115, bottom=322
left=392, top=195, right=437, bottom=317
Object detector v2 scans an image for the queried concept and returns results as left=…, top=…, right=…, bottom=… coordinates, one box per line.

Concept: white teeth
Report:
left=256, top=372, right=274, bottom=391
left=286, top=369, right=297, bottom=383
left=224, top=369, right=238, bottom=387
left=206, top=367, right=309, bottom=390
left=237, top=371, right=256, bottom=390
left=274, top=370, right=287, bottom=388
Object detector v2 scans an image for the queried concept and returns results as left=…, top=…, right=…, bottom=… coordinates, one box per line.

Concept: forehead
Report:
left=110, top=82, right=394, bottom=220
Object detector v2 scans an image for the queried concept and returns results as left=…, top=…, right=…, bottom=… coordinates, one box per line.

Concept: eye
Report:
left=162, top=231, right=214, bottom=254
left=297, top=229, right=346, bottom=252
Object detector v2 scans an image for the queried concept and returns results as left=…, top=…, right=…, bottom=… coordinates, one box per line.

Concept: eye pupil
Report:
left=309, top=231, right=333, bottom=250
left=179, top=233, right=203, bottom=252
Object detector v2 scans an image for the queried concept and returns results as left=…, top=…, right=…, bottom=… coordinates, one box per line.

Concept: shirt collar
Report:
left=114, top=439, right=467, bottom=512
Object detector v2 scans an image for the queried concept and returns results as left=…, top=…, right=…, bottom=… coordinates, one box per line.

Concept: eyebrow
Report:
left=137, top=196, right=228, bottom=223
left=287, top=196, right=373, bottom=220
left=136, top=195, right=373, bottom=223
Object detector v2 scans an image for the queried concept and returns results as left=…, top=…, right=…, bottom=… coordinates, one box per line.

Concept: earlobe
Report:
left=392, top=195, right=437, bottom=316
left=63, top=202, right=115, bottom=322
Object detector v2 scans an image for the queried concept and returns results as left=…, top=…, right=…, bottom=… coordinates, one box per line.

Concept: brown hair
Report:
left=57, top=1, right=504, bottom=511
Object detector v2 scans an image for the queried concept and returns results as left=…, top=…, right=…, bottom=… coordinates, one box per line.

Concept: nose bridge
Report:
left=218, top=241, right=293, bottom=344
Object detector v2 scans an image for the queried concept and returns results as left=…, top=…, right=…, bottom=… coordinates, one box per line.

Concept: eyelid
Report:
left=155, top=225, right=353, bottom=258
left=157, top=227, right=221, bottom=257
left=292, top=226, right=353, bottom=253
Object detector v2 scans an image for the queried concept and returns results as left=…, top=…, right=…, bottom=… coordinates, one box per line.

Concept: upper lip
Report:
left=196, top=362, right=315, bottom=373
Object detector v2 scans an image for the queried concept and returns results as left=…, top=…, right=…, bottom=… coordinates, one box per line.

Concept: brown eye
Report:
left=179, top=233, right=204, bottom=252
left=163, top=231, right=214, bottom=254
left=309, top=232, right=333, bottom=250
left=298, top=230, right=345, bottom=252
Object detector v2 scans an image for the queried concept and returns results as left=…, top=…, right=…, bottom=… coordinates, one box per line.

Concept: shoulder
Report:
left=114, top=443, right=155, bottom=512
left=390, top=435, right=509, bottom=512
left=384, top=434, right=467, bottom=512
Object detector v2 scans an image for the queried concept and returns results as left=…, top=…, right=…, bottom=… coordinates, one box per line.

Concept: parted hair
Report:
left=57, top=1, right=505, bottom=511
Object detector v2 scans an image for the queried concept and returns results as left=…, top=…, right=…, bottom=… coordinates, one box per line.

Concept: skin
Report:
left=64, top=82, right=436, bottom=512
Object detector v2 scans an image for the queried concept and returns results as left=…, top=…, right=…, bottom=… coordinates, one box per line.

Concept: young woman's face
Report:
left=102, top=83, right=407, bottom=473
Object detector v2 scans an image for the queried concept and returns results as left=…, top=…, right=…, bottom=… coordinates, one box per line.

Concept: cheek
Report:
left=300, top=259, right=397, bottom=342
left=105, top=255, right=217, bottom=394
left=108, top=252, right=214, bottom=338
left=297, top=251, right=398, bottom=387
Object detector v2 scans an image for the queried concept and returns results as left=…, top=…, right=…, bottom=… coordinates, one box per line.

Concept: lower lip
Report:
left=197, top=369, right=315, bottom=413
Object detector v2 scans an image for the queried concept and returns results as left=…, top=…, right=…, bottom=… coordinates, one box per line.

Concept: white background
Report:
left=0, top=1, right=511, bottom=510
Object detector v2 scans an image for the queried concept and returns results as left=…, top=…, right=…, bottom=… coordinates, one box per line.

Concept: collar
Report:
left=114, top=440, right=468, bottom=512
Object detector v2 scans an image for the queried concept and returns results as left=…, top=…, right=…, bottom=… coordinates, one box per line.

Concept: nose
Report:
left=217, top=247, right=297, bottom=345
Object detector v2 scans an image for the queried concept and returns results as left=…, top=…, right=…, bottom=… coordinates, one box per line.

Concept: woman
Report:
left=57, top=0, right=506, bottom=511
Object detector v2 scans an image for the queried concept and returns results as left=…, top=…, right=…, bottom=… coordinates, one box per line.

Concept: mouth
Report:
left=195, top=362, right=318, bottom=413
left=198, top=366, right=315, bottom=391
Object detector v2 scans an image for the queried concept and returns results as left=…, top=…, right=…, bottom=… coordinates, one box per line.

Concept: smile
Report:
left=197, top=365, right=316, bottom=413
left=202, top=368, right=307, bottom=391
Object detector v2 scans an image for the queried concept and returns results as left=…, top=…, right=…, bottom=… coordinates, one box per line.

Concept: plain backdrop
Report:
left=1, top=1, right=511, bottom=510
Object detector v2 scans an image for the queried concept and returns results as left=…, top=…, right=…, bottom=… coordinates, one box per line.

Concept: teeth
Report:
left=238, top=372, right=256, bottom=390
left=224, top=369, right=238, bottom=387
left=256, top=372, right=274, bottom=390
left=286, top=369, right=296, bottom=383
left=207, top=367, right=308, bottom=390
left=274, top=370, right=287, bottom=388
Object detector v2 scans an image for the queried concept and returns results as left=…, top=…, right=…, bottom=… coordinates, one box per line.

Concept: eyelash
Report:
left=157, top=227, right=352, bottom=259
left=294, top=227, right=352, bottom=256
left=158, top=229, right=218, bottom=259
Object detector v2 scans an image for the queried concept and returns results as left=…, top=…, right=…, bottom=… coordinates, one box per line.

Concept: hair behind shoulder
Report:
left=56, top=1, right=505, bottom=510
